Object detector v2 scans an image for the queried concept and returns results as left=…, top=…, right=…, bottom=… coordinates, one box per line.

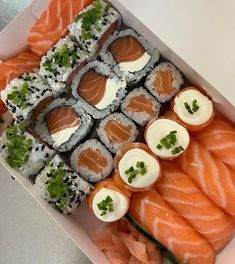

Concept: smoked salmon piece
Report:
left=0, top=51, right=40, bottom=90
left=129, top=188, right=215, bottom=264
left=176, top=138, right=235, bottom=217
left=194, top=117, right=235, bottom=169
left=27, top=0, right=93, bottom=57
left=156, top=160, right=235, bottom=252
left=91, top=218, right=163, bottom=264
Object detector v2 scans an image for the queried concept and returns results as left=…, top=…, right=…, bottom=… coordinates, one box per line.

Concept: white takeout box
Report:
left=0, top=0, right=234, bottom=263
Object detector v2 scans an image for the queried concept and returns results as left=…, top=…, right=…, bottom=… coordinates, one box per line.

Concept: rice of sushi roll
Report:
left=35, top=98, right=93, bottom=152
left=100, top=29, right=160, bottom=85
left=145, top=62, right=184, bottom=103
left=35, top=154, right=91, bottom=214
left=97, top=112, right=139, bottom=153
left=121, top=87, right=161, bottom=126
left=39, top=37, right=88, bottom=93
left=71, top=60, right=126, bottom=119
left=1, top=73, right=54, bottom=124
left=70, top=139, right=113, bottom=182
left=69, top=0, right=121, bottom=56
left=0, top=122, right=55, bottom=177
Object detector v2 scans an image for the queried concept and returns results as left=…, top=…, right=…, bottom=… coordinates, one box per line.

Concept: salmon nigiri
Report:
left=156, top=160, right=235, bottom=252
left=194, top=117, right=235, bottom=169
left=27, top=0, right=93, bottom=57
left=176, top=138, right=235, bottom=217
left=129, top=188, right=215, bottom=264
left=0, top=51, right=40, bottom=90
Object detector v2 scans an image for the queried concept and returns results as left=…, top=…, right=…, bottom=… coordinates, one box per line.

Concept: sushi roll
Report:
left=145, top=118, right=190, bottom=160
left=121, top=87, right=161, bottom=126
left=71, top=60, right=126, bottom=119
left=1, top=73, right=54, bottom=124
left=35, top=98, right=93, bottom=152
left=0, top=123, right=55, bottom=177
left=69, top=0, right=121, bottom=56
left=87, top=178, right=130, bottom=222
left=100, top=29, right=160, bottom=85
left=39, top=37, right=88, bottom=93
left=70, top=139, right=113, bottom=182
left=171, top=87, right=214, bottom=131
left=35, top=155, right=91, bottom=214
left=145, top=62, right=184, bottom=103
left=97, top=113, right=139, bottom=153
left=113, top=143, right=161, bottom=192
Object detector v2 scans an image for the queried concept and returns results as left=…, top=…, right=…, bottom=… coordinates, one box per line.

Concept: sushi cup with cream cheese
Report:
left=88, top=178, right=131, bottom=222
left=113, top=142, right=161, bottom=192
left=171, top=87, right=215, bottom=131
left=145, top=118, right=190, bottom=160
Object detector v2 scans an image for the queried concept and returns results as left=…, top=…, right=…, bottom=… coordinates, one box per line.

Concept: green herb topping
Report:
left=125, top=161, right=147, bottom=183
left=5, top=123, right=33, bottom=169
left=97, top=195, right=114, bottom=216
left=74, top=0, right=110, bottom=40
left=7, top=81, right=30, bottom=109
left=156, top=131, right=184, bottom=155
left=23, top=75, right=32, bottom=81
left=184, top=99, right=200, bottom=115
left=43, top=44, right=79, bottom=73
left=47, top=161, right=74, bottom=210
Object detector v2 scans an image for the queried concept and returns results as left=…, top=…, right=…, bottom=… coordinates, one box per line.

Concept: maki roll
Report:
left=1, top=73, right=54, bottom=124
left=35, top=155, right=91, bottom=214
left=97, top=113, right=138, bottom=153
left=72, top=60, right=126, bottom=119
left=121, top=87, right=161, bottom=126
left=100, top=29, right=159, bottom=85
left=69, top=0, right=121, bottom=56
left=70, top=139, right=113, bottom=182
left=39, top=37, right=88, bottom=93
left=35, top=98, right=93, bottom=152
left=145, top=62, right=184, bottom=103
left=0, top=123, right=55, bottom=177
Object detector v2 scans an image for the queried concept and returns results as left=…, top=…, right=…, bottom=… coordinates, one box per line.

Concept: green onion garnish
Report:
left=74, top=0, right=105, bottom=40
left=97, top=195, right=114, bottom=216
left=184, top=99, right=200, bottom=115
left=172, top=146, right=184, bottom=155
left=125, top=161, right=147, bottom=183
left=5, top=123, right=33, bottom=169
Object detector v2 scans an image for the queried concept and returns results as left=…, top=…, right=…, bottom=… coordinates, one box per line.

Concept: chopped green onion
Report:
left=125, top=161, right=147, bottom=183
left=156, top=144, right=162, bottom=150
left=192, top=99, right=199, bottom=112
left=157, top=131, right=178, bottom=151
left=105, top=2, right=111, bottom=12
left=184, top=99, right=200, bottom=115
left=97, top=195, right=114, bottom=216
left=172, top=146, right=184, bottom=155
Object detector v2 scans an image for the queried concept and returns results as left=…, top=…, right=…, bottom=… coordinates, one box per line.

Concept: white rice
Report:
left=35, top=98, right=93, bottom=152
left=96, top=112, right=139, bottom=153
left=121, top=87, right=161, bottom=126
left=70, top=139, right=113, bottom=182
left=145, top=62, right=184, bottom=103
left=71, top=60, right=126, bottom=119
left=1, top=73, right=54, bottom=124
left=100, top=29, right=160, bottom=85
left=35, top=154, right=91, bottom=214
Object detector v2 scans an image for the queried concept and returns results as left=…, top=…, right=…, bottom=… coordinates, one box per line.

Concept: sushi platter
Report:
left=0, top=0, right=235, bottom=263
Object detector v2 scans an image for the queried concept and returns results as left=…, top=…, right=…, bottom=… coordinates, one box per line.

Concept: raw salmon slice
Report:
left=27, top=0, right=93, bottom=57
left=127, top=95, right=154, bottom=115
left=176, top=138, right=235, bottom=217
left=154, top=70, right=173, bottom=95
left=129, top=188, right=215, bottom=264
left=194, top=117, right=235, bottom=169
left=156, top=160, right=235, bottom=252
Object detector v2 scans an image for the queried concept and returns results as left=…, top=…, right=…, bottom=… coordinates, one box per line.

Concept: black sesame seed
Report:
left=55, top=80, right=58, bottom=83
left=47, top=173, right=51, bottom=177
left=87, top=41, right=91, bottom=45
left=2, top=145, right=6, bottom=149
left=6, top=100, right=9, bottom=105
left=102, top=22, right=106, bottom=25
left=11, top=107, right=16, bottom=113
left=45, top=153, right=49, bottom=158
left=94, top=36, right=98, bottom=40
left=29, top=147, right=32, bottom=151
left=79, top=190, right=85, bottom=196
left=36, top=95, right=40, bottom=99
left=32, top=76, right=37, bottom=80
left=50, top=163, right=54, bottom=167
left=72, top=175, right=77, bottom=179
left=45, top=76, right=48, bottom=79
left=35, top=146, right=39, bottom=151
left=45, top=181, right=49, bottom=185
left=48, top=76, right=52, bottom=79
left=19, top=116, right=24, bottom=121
left=41, top=145, right=45, bottom=151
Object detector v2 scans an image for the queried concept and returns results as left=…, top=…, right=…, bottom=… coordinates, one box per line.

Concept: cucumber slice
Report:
left=125, top=214, right=180, bottom=264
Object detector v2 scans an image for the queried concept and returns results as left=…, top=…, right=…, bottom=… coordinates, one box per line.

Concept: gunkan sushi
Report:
left=72, top=60, right=126, bottom=119
left=100, top=29, right=159, bottom=85
left=97, top=112, right=138, bottom=153
left=0, top=123, right=55, bottom=177
left=121, top=87, right=161, bottom=126
left=1, top=73, right=54, bottom=124
left=35, top=98, right=93, bottom=152
left=71, top=139, right=113, bottom=182
left=35, top=154, right=91, bottom=214
left=39, top=37, right=88, bottom=93
left=145, top=62, right=184, bottom=103
left=69, top=0, right=121, bottom=56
